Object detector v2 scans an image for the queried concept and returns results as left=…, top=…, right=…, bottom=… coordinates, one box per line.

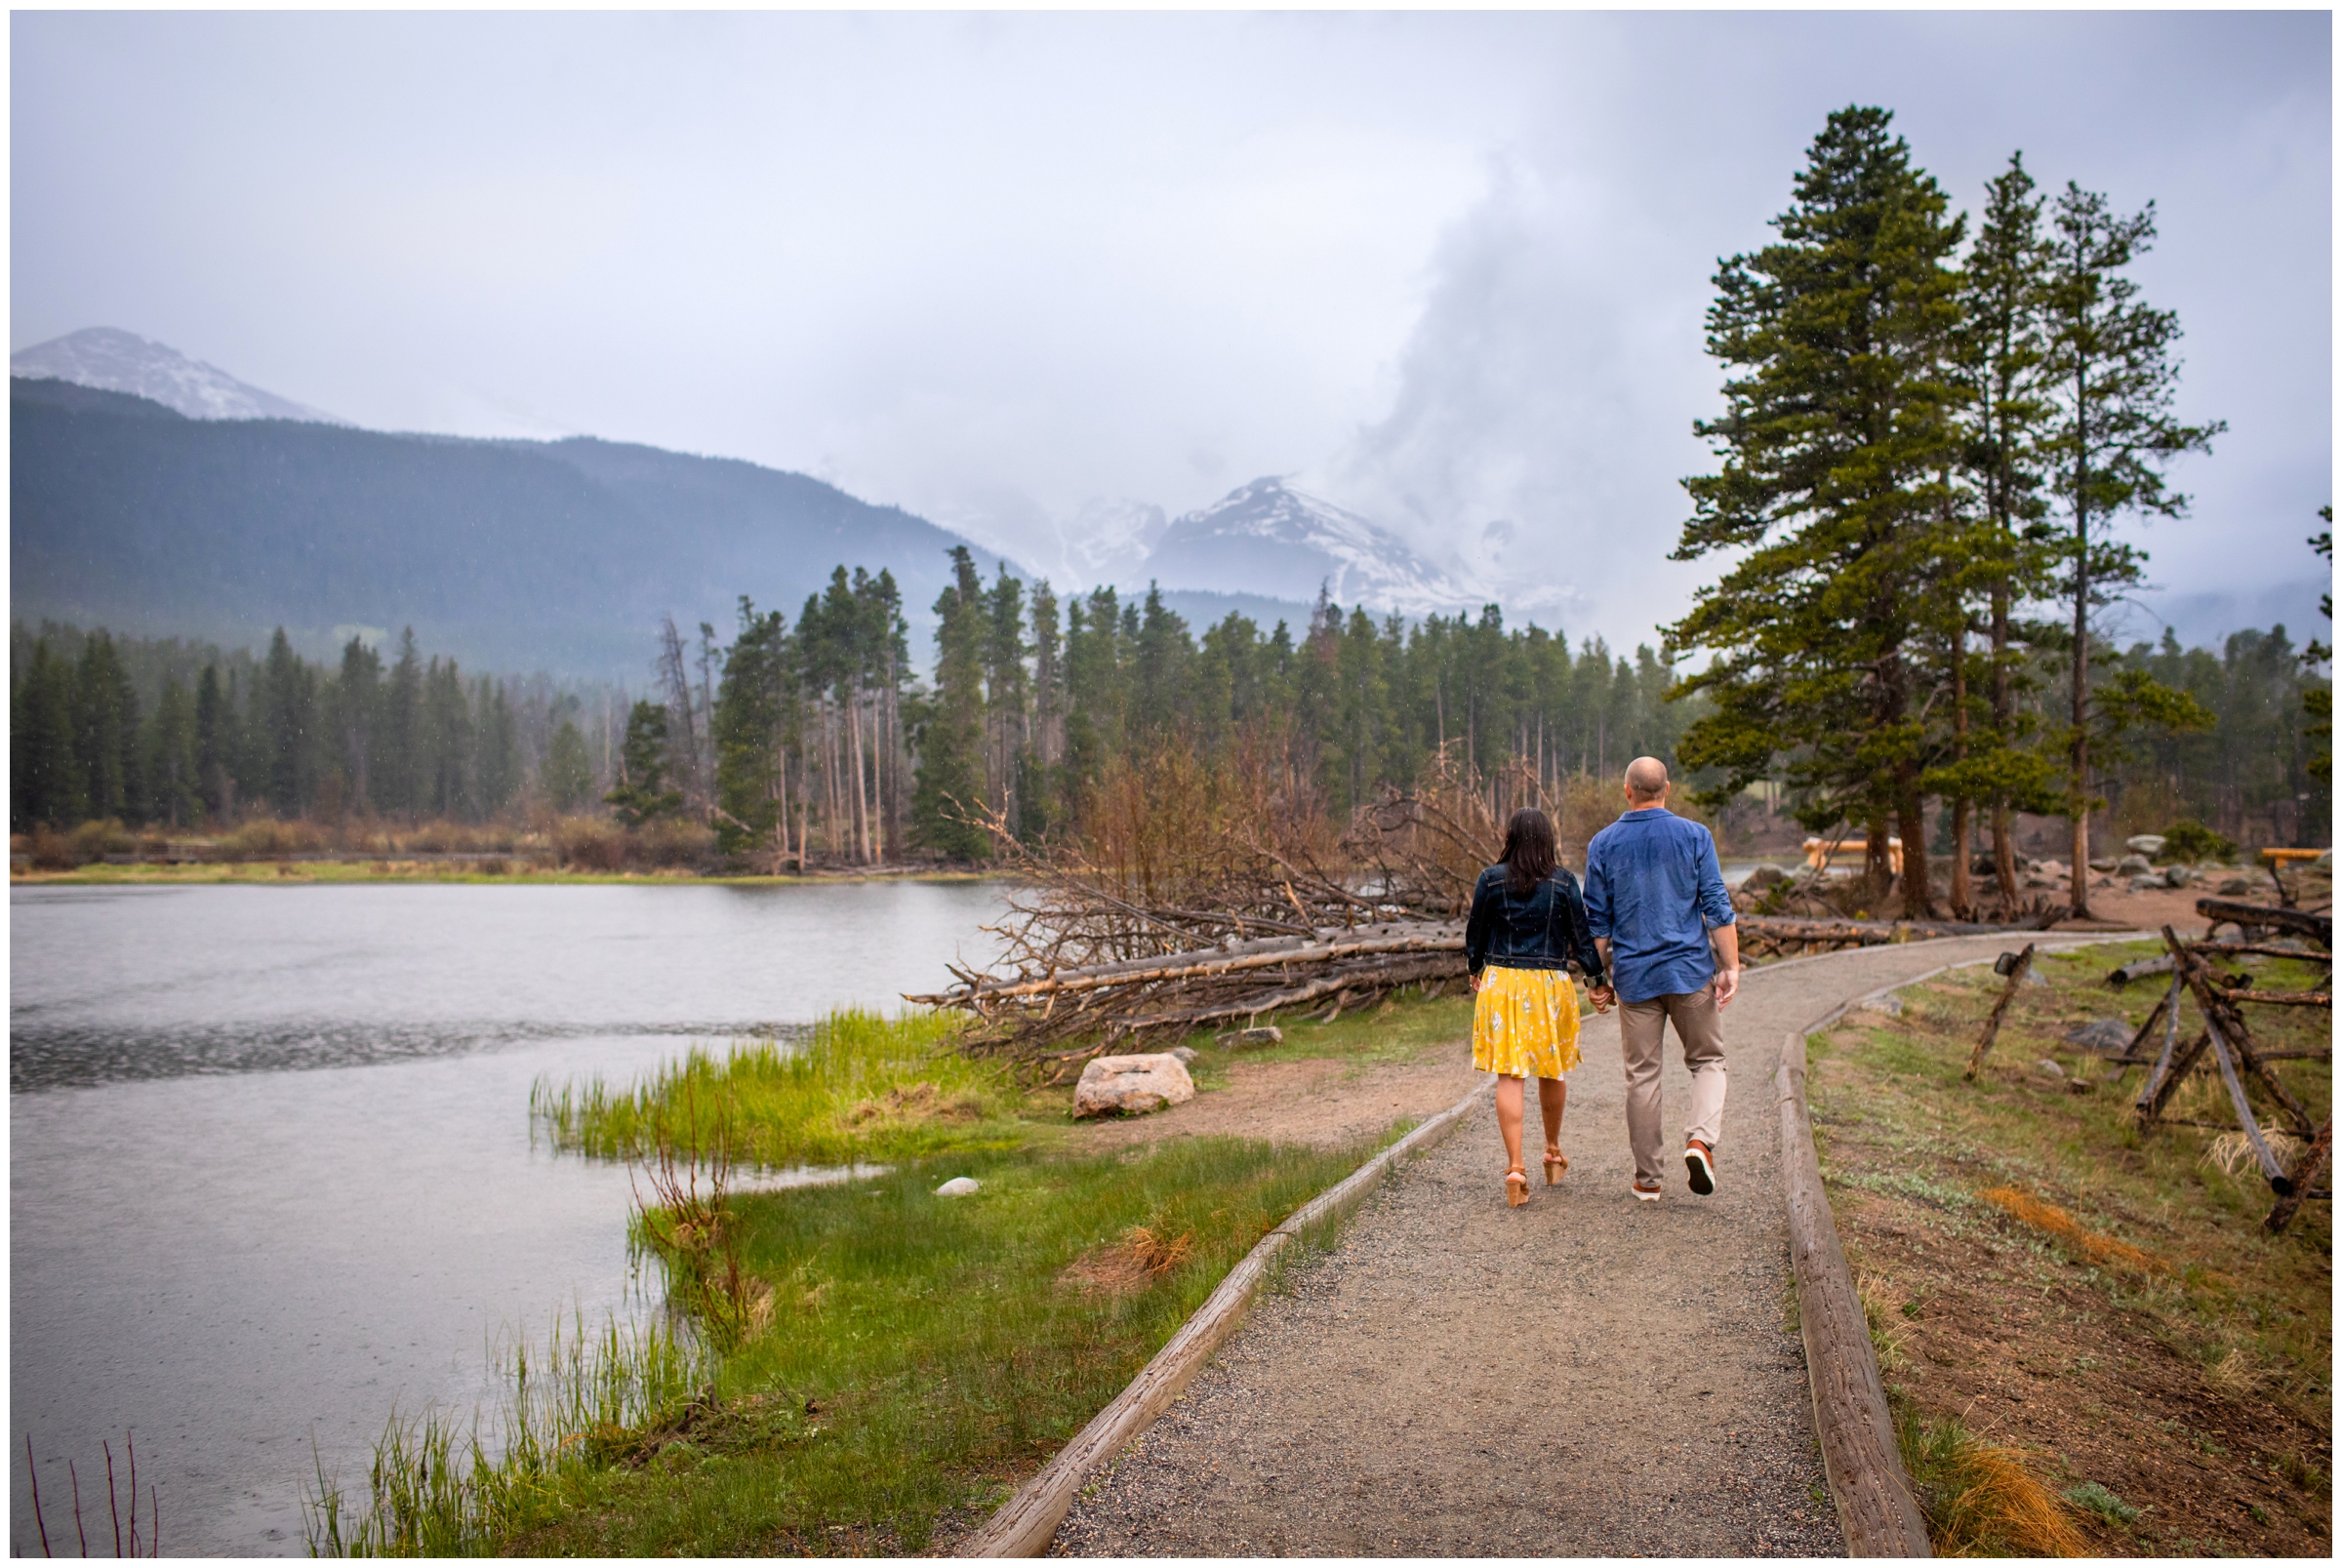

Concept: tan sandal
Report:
left=1544, top=1145, right=1568, bottom=1185
left=1505, top=1164, right=1530, bottom=1207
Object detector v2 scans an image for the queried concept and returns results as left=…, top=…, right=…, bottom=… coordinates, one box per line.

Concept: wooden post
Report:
left=2264, top=1116, right=2333, bottom=1235
left=2165, top=927, right=2318, bottom=1139
left=1965, top=944, right=2034, bottom=1080
left=2202, top=1016, right=2291, bottom=1192
left=2119, top=975, right=2178, bottom=1064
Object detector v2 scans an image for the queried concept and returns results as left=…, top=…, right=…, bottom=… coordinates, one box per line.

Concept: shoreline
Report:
left=9, top=862, right=999, bottom=887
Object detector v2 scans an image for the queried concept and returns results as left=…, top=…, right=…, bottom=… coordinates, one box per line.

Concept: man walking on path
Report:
left=1584, top=756, right=1739, bottom=1201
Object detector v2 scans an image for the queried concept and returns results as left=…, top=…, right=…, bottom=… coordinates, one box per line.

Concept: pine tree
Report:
left=379, top=629, right=424, bottom=819
left=712, top=598, right=793, bottom=855
left=77, top=629, right=141, bottom=824
left=338, top=636, right=383, bottom=810
left=1936, top=151, right=2068, bottom=910
left=258, top=627, right=308, bottom=818
left=1671, top=105, right=1967, bottom=912
left=912, top=546, right=990, bottom=860
left=2041, top=182, right=2224, bottom=911
left=605, top=699, right=684, bottom=825
left=195, top=663, right=234, bottom=821
left=146, top=677, right=199, bottom=827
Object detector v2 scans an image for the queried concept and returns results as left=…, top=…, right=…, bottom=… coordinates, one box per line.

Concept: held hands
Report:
left=1586, top=984, right=1616, bottom=1015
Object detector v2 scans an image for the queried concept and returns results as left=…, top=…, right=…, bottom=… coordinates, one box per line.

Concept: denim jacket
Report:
left=1464, top=864, right=1608, bottom=988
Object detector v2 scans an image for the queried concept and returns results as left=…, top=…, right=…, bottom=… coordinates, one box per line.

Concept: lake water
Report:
left=9, top=880, right=1005, bottom=1556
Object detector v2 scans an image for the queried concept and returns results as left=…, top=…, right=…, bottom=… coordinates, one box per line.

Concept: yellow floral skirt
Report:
left=1472, top=965, right=1583, bottom=1078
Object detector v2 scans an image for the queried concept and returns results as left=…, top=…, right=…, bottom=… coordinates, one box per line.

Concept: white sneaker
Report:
left=1632, top=1179, right=1662, bottom=1202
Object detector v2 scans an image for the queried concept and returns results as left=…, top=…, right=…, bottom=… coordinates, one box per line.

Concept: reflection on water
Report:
left=10, top=880, right=1003, bottom=1556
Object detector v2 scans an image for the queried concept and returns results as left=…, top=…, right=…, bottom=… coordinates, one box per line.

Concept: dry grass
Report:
left=1976, top=1186, right=2172, bottom=1276
left=1899, top=1410, right=2091, bottom=1557
left=2201, top=1129, right=2311, bottom=1186
left=1056, top=1225, right=1197, bottom=1297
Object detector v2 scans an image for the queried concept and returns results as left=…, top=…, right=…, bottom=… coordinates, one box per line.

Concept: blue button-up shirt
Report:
left=1583, top=808, right=1736, bottom=1004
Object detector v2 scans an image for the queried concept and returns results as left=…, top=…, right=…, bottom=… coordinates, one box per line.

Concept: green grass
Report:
left=1166, top=984, right=1473, bottom=1086
left=532, top=1010, right=1029, bottom=1168
left=320, top=1137, right=1381, bottom=1555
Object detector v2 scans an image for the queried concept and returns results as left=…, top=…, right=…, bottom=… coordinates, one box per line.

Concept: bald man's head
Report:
left=1625, top=756, right=1670, bottom=802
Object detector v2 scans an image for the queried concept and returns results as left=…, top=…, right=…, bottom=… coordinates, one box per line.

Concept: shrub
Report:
left=551, top=816, right=632, bottom=871
left=636, top=817, right=717, bottom=869
left=218, top=817, right=329, bottom=862
left=2157, top=819, right=2237, bottom=864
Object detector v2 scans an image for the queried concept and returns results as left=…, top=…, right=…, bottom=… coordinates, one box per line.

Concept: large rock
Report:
left=1742, top=864, right=1792, bottom=892
left=1073, top=1054, right=1196, bottom=1118
left=2115, top=854, right=2154, bottom=876
left=2125, top=833, right=2168, bottom=857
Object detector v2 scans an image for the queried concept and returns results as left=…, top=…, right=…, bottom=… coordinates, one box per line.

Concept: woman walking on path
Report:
left=1466, top=808, right=1615, bottom=1207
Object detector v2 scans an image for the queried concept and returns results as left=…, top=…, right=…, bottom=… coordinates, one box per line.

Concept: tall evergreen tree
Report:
left=1939, top=151, right=2067, bottom=907
left=338, top=636, right=383, bottom=810
left=195, top=663, right=235, bottom=821
left=146, top=677, right=199, bottom=827
left=712, top=598, right=793, bottom=855
left=378, top=628, right=424, bottom=819
left=76, top=629, right=141, bottom=823
left=605, top=699, right=684, bottom=825
left=1670, top=105, right=1966, bottom=912
left=2040, top=182, right=2223, bottom=911
left=912, top=546, right=990, bottom=859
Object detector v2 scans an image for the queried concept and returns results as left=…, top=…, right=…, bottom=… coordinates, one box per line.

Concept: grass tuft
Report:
left=2061, top=1479, right=2140, bottom=1526
left=532, top=1008, right=1020, bottom=1168
left=1897, top=1407, right=2090, bottom=1556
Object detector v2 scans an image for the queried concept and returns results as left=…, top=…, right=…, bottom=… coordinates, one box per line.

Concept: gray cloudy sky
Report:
left=12, top=10, right=2330, bottom=653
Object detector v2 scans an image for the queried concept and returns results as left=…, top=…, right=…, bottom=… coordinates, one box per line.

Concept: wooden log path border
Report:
left=1778, top=1026, right=1933, bottom=1557
left=962, top=1080, right=1492, bottom=1557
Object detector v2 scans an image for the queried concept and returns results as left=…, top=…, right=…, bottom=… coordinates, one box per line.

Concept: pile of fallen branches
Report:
left=905, top=918, right=1471, bottom=1057
left=911, top=741, right=1517, bottom=1057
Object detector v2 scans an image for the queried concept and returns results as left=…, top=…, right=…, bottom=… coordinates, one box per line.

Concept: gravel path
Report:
left=1053, top=936, right=2120, bottom=1557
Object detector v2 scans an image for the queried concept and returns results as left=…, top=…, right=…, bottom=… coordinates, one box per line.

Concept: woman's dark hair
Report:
left=1499, top=808, right=1558, bottom=896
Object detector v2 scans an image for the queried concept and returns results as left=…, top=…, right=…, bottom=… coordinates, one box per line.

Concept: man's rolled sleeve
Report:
left=1582, top=843, right=1613, bottom=940
left=1695, top=833, right=1736, bottom=931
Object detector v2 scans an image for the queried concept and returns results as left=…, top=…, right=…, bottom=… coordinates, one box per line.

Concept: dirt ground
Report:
left=1810, top=949, right=2333, bottom=1557
left=1067, top=1051, right=1485, bottom=1154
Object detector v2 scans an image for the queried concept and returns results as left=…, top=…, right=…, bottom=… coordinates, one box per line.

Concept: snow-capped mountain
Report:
left=1051, top=496, right=1169, bottom=588
left=1140, top=476, right=1476, bottom=615
left=11, top=327, right=342, bottom=423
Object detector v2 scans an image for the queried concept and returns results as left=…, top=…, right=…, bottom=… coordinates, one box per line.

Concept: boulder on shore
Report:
left=2125, top=833, right=2168, bottom=857
left=2115, top=853, right=2154, bottom=876
left=1073, top=1054, right=1196, bottom=1118
left=1214, top=1025, right=1283, bottom=1049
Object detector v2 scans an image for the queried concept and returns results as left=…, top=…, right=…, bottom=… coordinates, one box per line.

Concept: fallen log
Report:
left=2196, top=898, right=2332, bottom=948
left=2224, top=989, right=2333, bottom=1008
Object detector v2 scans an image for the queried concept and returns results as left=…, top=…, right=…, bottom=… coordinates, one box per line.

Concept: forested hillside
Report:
left=8, top=376, right=1008, bottom=676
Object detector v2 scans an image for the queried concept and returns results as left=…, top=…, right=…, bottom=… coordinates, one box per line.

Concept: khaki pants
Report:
left=1619, top=986, right=1727, bottom=1186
